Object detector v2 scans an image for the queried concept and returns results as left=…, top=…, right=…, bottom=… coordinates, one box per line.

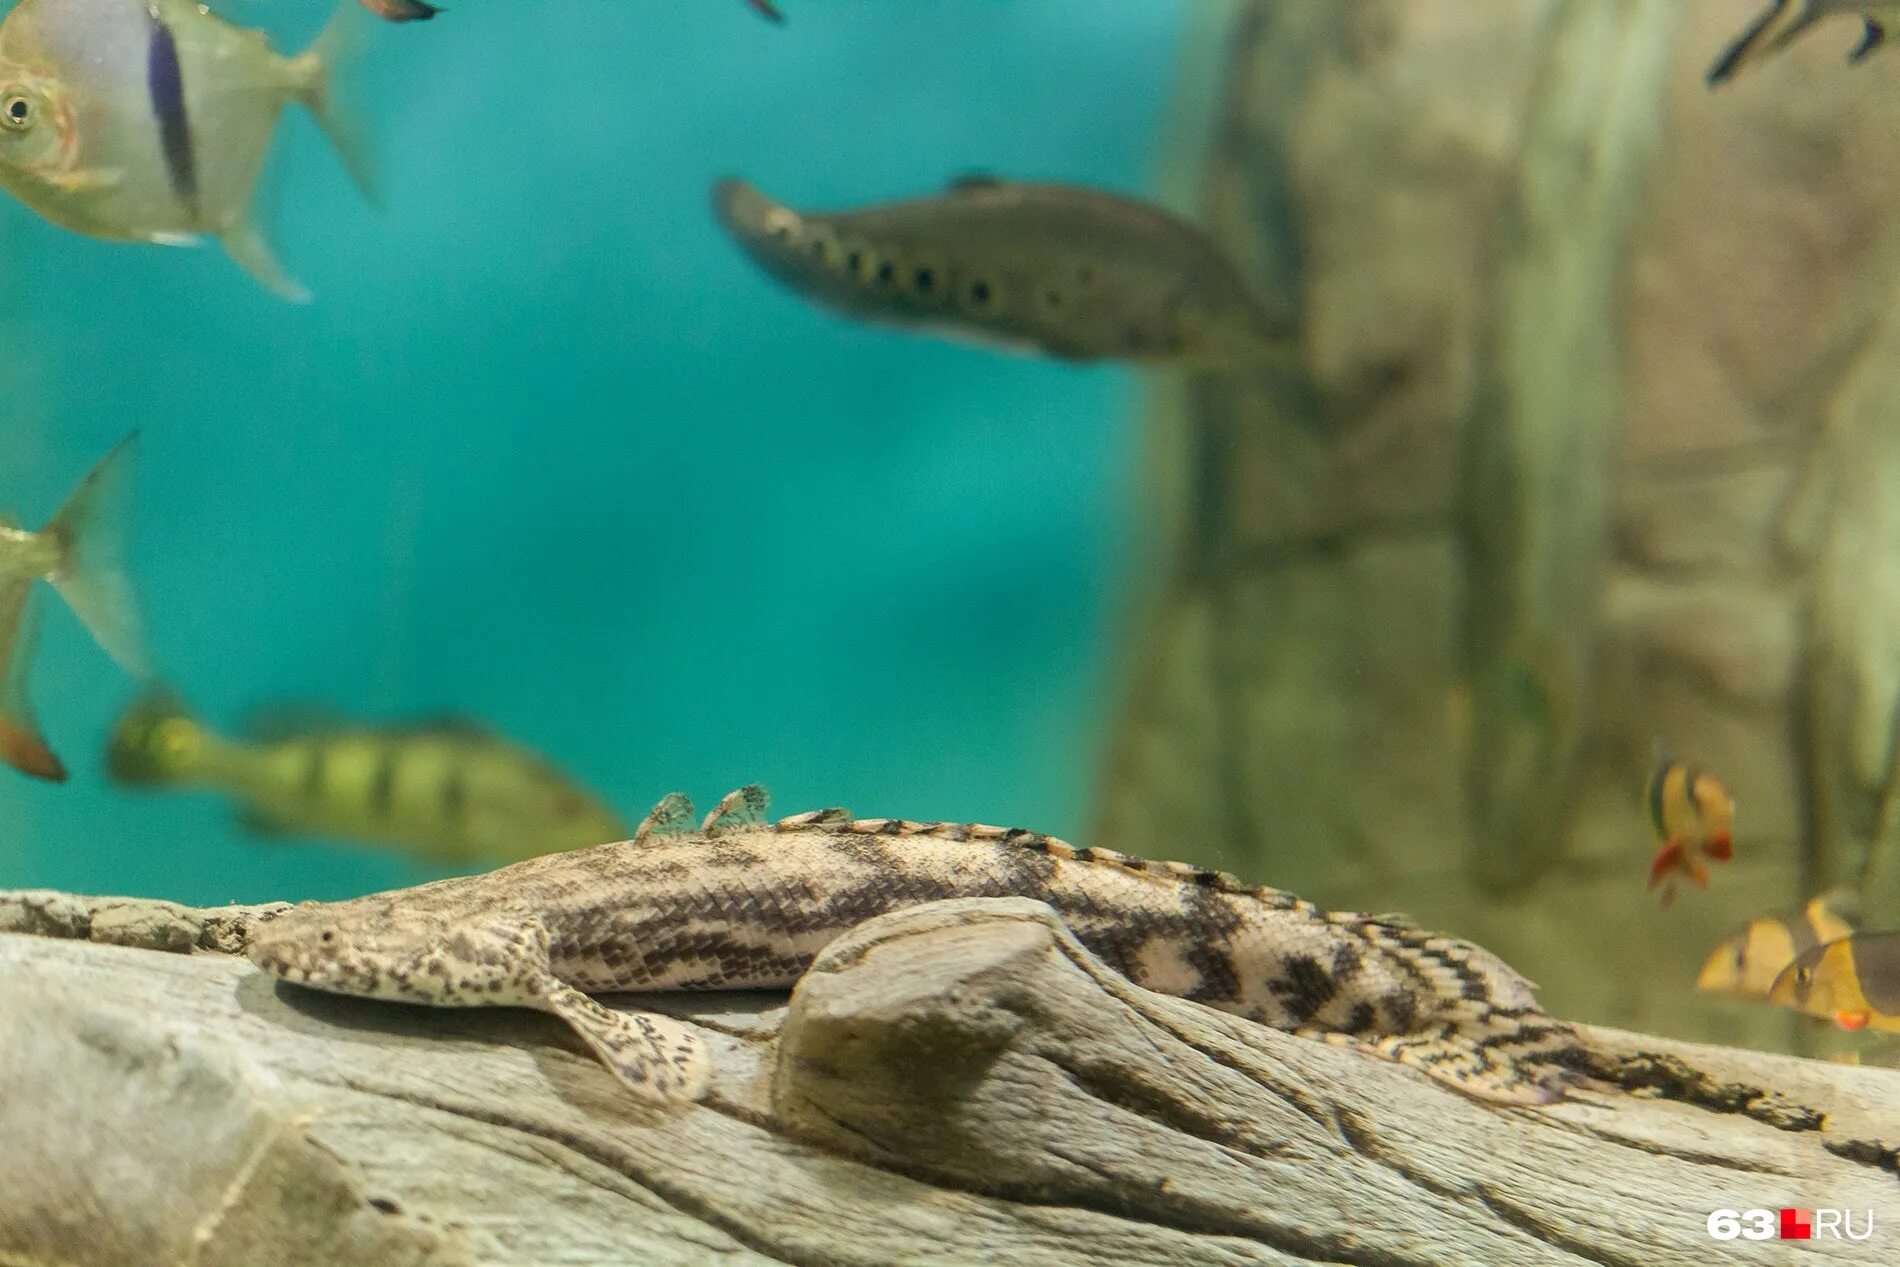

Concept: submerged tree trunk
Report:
left=1099, top=0, right=1900, bottom=1053
left=4, top=890, right=1897, bottom=1266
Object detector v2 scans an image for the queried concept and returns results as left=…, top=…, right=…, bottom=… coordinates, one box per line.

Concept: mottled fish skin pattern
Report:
left=249, top=788, right=1584, bottom=1107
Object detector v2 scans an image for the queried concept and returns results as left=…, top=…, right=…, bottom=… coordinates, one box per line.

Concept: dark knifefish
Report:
left=1708, top=1, right=1900, bottom=83
left=712, top=176, right=1291, bottom=367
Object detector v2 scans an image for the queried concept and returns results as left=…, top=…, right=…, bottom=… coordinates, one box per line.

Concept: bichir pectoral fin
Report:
left=538, top=979, right=711, bottom=1103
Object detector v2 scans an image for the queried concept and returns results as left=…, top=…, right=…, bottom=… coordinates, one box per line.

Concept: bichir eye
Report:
left=2, top=95, right=31, bottom=130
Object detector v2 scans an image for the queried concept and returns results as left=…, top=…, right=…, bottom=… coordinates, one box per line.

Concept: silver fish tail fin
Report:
left=45, top=433, right=148, bottom=677
left=0, top=582, right=65, bottom=782
left=291, top=3, right=378, bottom=204
left=1708, top=0, right=1820, bottom=84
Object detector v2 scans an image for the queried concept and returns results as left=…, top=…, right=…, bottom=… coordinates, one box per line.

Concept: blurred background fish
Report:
left=1769, top=930, right=1900, bottom=1033
left=106, top=691, right=628, bottom=866
left=0, top=433, right=145, bottom=783
left=1646, top=757, right=1735, bottom=904
left=712, top=176, right=1290, bottom=366
left=359, top=0, right=437, bottom=22
left=1707, top=0, right=1900, bottom=82
left=0, top=0, right=372, bottom=298
left=1695, top=888, right=1860, bottom=998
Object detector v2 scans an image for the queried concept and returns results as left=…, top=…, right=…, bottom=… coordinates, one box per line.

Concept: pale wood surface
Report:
left=4, top=891, right=1896, bottom=1266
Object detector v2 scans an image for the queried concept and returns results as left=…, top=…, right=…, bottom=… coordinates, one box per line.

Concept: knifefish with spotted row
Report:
left=713, top=176, right=1291, bottom=366
left=0, top=434, right=146, bottom=782
left=0, top=0, right=373, bottom=299
left=107, top=691, right=627, bottom=866
left=248, top=786, right=1587, bottom=1108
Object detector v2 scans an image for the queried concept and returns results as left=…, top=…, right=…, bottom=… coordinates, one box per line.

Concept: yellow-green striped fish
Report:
left=107, top=691, right=627, bottom=865
left=713, top=176, right=1290, bottom=366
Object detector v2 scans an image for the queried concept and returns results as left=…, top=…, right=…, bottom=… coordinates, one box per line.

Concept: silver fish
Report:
left=0, top=0, right=372, bottom=299
left=0, top=433, right=146, bottom=782
left=712, top=176, right=1289, bottom=366
left=1708, top=0, right=1900, bottom=83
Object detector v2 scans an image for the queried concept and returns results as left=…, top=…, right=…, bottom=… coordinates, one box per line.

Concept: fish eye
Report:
left=1, top=94, right=31, bottom=131
left=1732, top=945, right=1746, bottom=969
left=1796, top=966, right=1812, bottom=985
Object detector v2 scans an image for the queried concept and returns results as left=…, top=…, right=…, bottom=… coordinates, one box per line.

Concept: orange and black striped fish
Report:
left=1695, top=888, right=1860, bottom=998
left=1645, top=758, right=1735, bottom=905
left=1769, top=930, right=1900, bottom=1033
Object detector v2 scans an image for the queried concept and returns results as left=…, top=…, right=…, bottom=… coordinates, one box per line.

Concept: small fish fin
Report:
left=45, top=432, right=148, bottom=677
left=1708, top=0, right=1821, bottom=84
left=146, top=232, right=199, bottom=249
left=291, top=3, right=378, bottom=203
left=633, top=792, right=695, bottom=844
left=1851, top=19, right=1887, bottom=62
left=221, top=219, right=311, bottom=303
left=701, top=784, right=768, bottom=836
left=947, top=173, right=1002, bottom=193
left=1704, top=831, right=1733, bottom=862
left=1687, top=856, right=1712, bottom=887
left=539, top=980, right=710, bottom=1103
left=0, top=584, right=64, bottom=782
left=1646, top=839, right=1682, bottom=890
left=361, top=0, right=441, bottom=20
left=776, top=806, right=853, bottom=830
left=1814, top=885, right=1863, bottom=927
left=746, top=0, right=784, bottom=22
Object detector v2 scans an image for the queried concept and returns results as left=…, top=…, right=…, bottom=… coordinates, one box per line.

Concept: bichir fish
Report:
left=712, top=176, right=1290, bottom=366
left=1708, top=1, right=1900, bottom=83
left=1645, top=757, right=1735, bottom=905
left=107, top=691, right=627, bottom=866
left=248, top=786, right=1587, bottom=1108
left=0, top=0, right=373, bottom=299
left=0, top=433, right=146, bottom=782
left=1695, top=887, right=1860, bottom=998
left=1769, top=929, right=1900, bottom=1033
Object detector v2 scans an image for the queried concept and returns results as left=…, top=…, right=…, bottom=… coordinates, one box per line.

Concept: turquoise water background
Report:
left=0, top=1, right=1185, bottom=904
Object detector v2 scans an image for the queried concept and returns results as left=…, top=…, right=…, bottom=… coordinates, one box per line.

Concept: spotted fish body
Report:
left=713, top=177, right=1290, bottom=366
left=248, top=787, right=1584, bottom=1107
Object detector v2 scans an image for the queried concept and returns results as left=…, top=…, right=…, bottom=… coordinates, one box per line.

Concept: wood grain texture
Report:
left=4, top=891, right=1895, bottom=1265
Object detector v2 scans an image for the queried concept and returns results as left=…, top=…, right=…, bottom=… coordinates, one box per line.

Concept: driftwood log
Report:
left=3, top=889, right=1896, bottom=1266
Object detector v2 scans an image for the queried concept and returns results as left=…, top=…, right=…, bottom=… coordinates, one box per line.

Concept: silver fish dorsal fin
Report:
left=633, top=792, right=695, bottom=844
left=701, top=785, right=768, bottom=836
